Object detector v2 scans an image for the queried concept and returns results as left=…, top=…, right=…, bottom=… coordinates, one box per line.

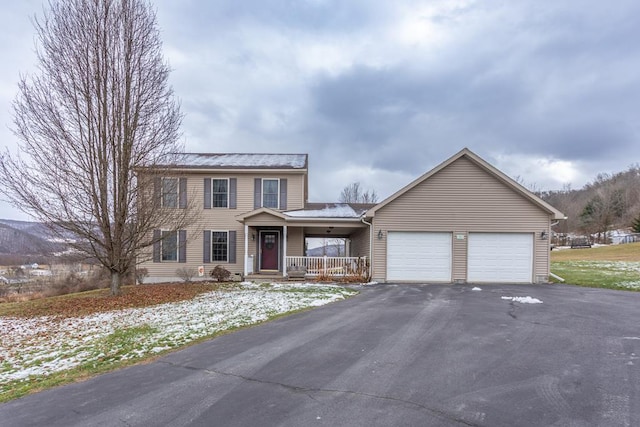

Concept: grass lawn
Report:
left=0, top=281, right=358, bottom=403
left=551, top=242, right=640, bottom=291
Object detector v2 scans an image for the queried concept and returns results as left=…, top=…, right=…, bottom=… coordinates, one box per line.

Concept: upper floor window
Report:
left=161, top=178, right=178, bottom=208
left=212, top=179, right=229, bottom=208
left=254, top=177, right=286, bottom=210
left=262, top=179, right=279, bottom=209
left=161, top=230, right=178, bottom=261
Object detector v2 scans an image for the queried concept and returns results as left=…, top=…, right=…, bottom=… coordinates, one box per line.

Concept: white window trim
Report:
left=211, top=178, right=230, bottom=209
left=160, top=229, right=179, bottom=262
left=211, top=230, right=229, bottom=262
left=161, top=177, right=179, bottom=208
left=262, top=178, right=279, bottom=209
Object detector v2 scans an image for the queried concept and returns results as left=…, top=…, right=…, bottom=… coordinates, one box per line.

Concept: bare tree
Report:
left=0, top=0, right=196, bottom=295
left=339, top=182, right=379, bottom=204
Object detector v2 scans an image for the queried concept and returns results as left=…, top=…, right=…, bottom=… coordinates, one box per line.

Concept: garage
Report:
left=467, top=233, right=533, bottom=283
left=387, top=232, right=452, bottom=281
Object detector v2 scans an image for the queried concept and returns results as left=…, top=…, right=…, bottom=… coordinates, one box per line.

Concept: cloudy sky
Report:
left=1, top=0, right=639, bottom=220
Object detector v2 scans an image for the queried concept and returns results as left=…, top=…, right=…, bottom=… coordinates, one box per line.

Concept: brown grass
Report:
left=551, top=242, right=640, bottom=262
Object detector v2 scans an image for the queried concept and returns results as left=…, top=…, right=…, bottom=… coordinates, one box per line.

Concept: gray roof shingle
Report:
left=163, top=153, right=308, bottom=169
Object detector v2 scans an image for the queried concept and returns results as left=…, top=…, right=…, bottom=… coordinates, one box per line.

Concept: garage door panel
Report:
left=387, top=232, right=451, bottom=281
left=468, top=233, right=533, bottom=283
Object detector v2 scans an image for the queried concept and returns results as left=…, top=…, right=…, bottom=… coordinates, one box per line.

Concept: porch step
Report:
left=245, top=273, right=287, bottom=283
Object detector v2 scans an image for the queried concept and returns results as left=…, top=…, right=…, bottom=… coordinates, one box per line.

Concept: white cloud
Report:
left=492, top=153, right=590, bottom=191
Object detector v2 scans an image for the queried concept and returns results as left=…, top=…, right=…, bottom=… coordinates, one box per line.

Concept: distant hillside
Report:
left=307, top=244, right=345, bottom=257
left=0, top=220, right=64, bottom=255
left=539, top=165, right=640, bottom=238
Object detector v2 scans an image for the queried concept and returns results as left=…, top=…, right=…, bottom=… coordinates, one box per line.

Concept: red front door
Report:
left=260, top=231, right=279, bottom=270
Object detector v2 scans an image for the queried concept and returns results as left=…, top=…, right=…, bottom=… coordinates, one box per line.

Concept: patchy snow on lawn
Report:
left=0, top=282, right=357, bottom=391
left=562, top=260, right=640, bottom=273
left=616, top=281, right=640, bottom=290
left=501, top=296, right=543, bottom=304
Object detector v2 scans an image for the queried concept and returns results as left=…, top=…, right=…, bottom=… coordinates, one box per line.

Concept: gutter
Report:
left=360, top=216, right=373, bottom=280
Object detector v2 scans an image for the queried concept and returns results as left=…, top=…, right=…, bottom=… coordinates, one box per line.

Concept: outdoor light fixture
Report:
left=540, top=231, right=548, bottom=240
left=251, top=233, right=255, bottom=241
left=377, top=230, right=384, bottom=239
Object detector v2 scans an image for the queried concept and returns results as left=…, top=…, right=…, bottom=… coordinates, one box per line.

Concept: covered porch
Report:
left=236, top=204, right=373, bottom=281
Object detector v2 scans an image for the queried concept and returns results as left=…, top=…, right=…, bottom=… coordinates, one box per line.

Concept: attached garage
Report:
left=366, top=148, right=565, bottom=284
left=387, top=232, right=452, bottom=281
left=467, top=233, right=533, bottom=283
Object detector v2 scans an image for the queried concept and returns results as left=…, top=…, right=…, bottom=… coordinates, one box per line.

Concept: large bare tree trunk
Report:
left=110, top=271, right=122, bottom=296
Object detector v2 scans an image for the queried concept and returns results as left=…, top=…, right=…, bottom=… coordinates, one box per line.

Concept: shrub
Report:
left=135, top=268, right=149, bottom=284
left=210, top=265, right=231, bottom=282
left=43, top=273, right=102, bottom=297
left=176, top=267, right=197, bottom=283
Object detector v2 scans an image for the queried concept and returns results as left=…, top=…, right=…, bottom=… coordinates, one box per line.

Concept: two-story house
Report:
left=140, top=153, right=371, bottom=282
left=140, top=149, right=565, bottom=284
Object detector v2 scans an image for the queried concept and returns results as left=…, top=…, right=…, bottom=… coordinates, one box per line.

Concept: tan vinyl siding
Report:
left=245, top=212, right=286, bottom=226
left=372, top=157, right=551, bottom=283
left=349, top=227, right=371, bottom=258
left=142, top=169, right=306, bottom=280
left=286, top=228, right=305, bottom=256
left=452, top=232, right=468, bottom=283
left=287, top=175, right=306, bottom=210
left=235, top=174, right=305, bottom=211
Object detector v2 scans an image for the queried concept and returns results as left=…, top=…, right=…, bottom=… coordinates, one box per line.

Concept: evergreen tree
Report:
left=632, top=213, right=640, bottom=233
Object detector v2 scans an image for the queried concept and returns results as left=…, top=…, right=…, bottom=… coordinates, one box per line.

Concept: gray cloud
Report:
left=2, top=0, right=640, bottom=219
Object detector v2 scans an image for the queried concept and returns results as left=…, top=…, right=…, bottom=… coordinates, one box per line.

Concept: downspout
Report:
left=361, top=216, right=373, bottom=281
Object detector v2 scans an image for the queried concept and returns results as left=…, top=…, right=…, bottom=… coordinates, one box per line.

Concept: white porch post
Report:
left=244, top=224, right=249, bottom=276
left=283, top=225, right=288, bottom=278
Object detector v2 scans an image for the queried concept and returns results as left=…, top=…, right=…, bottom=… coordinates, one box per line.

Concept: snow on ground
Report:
left=561, top=260, right=640, bottom=272
left=558, top=261, right=640, bottom=289
left=501, top=296, right=543, bottom=304
left=0, top=282, right=357, bottom=392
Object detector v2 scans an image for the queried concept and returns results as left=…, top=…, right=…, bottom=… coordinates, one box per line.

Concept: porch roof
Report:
left=236, top=205, right=368, bottom=233
left=285, top=203, right=374, bottom=218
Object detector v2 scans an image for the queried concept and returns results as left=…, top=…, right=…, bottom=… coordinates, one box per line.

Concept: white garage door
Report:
left=468, top=233, right=533, bottom=283
left=387, top=232, right=452, bottom=281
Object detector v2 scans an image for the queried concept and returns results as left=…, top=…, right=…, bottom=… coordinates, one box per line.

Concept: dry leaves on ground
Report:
left=0, top=283, right=220, bottom=318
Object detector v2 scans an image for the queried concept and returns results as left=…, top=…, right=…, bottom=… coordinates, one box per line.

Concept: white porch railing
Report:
left=285, top=256, right=368, bottom=278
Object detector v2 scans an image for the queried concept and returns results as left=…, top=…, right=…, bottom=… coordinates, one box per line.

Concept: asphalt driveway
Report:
left=1, top=283, right=638, bottom=426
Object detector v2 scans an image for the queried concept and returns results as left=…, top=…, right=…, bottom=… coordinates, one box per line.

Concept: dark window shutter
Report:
left=153, top=229, right=161, bottom=262
left=154, top=178, right=161, bottom=206
left=254, top=178, right=262, bottom=209
left=203, top=178, right=211, bottom=209
left=279, top=178, right=287, bottom=210
left=228, top=231, right=236, bottom=264
left=178, top=230, right=187, bottom=263
left=203, top=230, right=211, bottom=263
left=229, top=178, right=237, bottom=209
left=179, top=178, right=187, bottom=209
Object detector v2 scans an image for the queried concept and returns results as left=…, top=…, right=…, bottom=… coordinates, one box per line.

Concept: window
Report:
left=161, top=230, right=178, bottom=261
left=212, top=231, right=228, bottom=262
left=262, top=179, right=279, bottom=208
left=212, top=179, right=228, bottom=208
left=162, top=178, right=178, bottom=208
